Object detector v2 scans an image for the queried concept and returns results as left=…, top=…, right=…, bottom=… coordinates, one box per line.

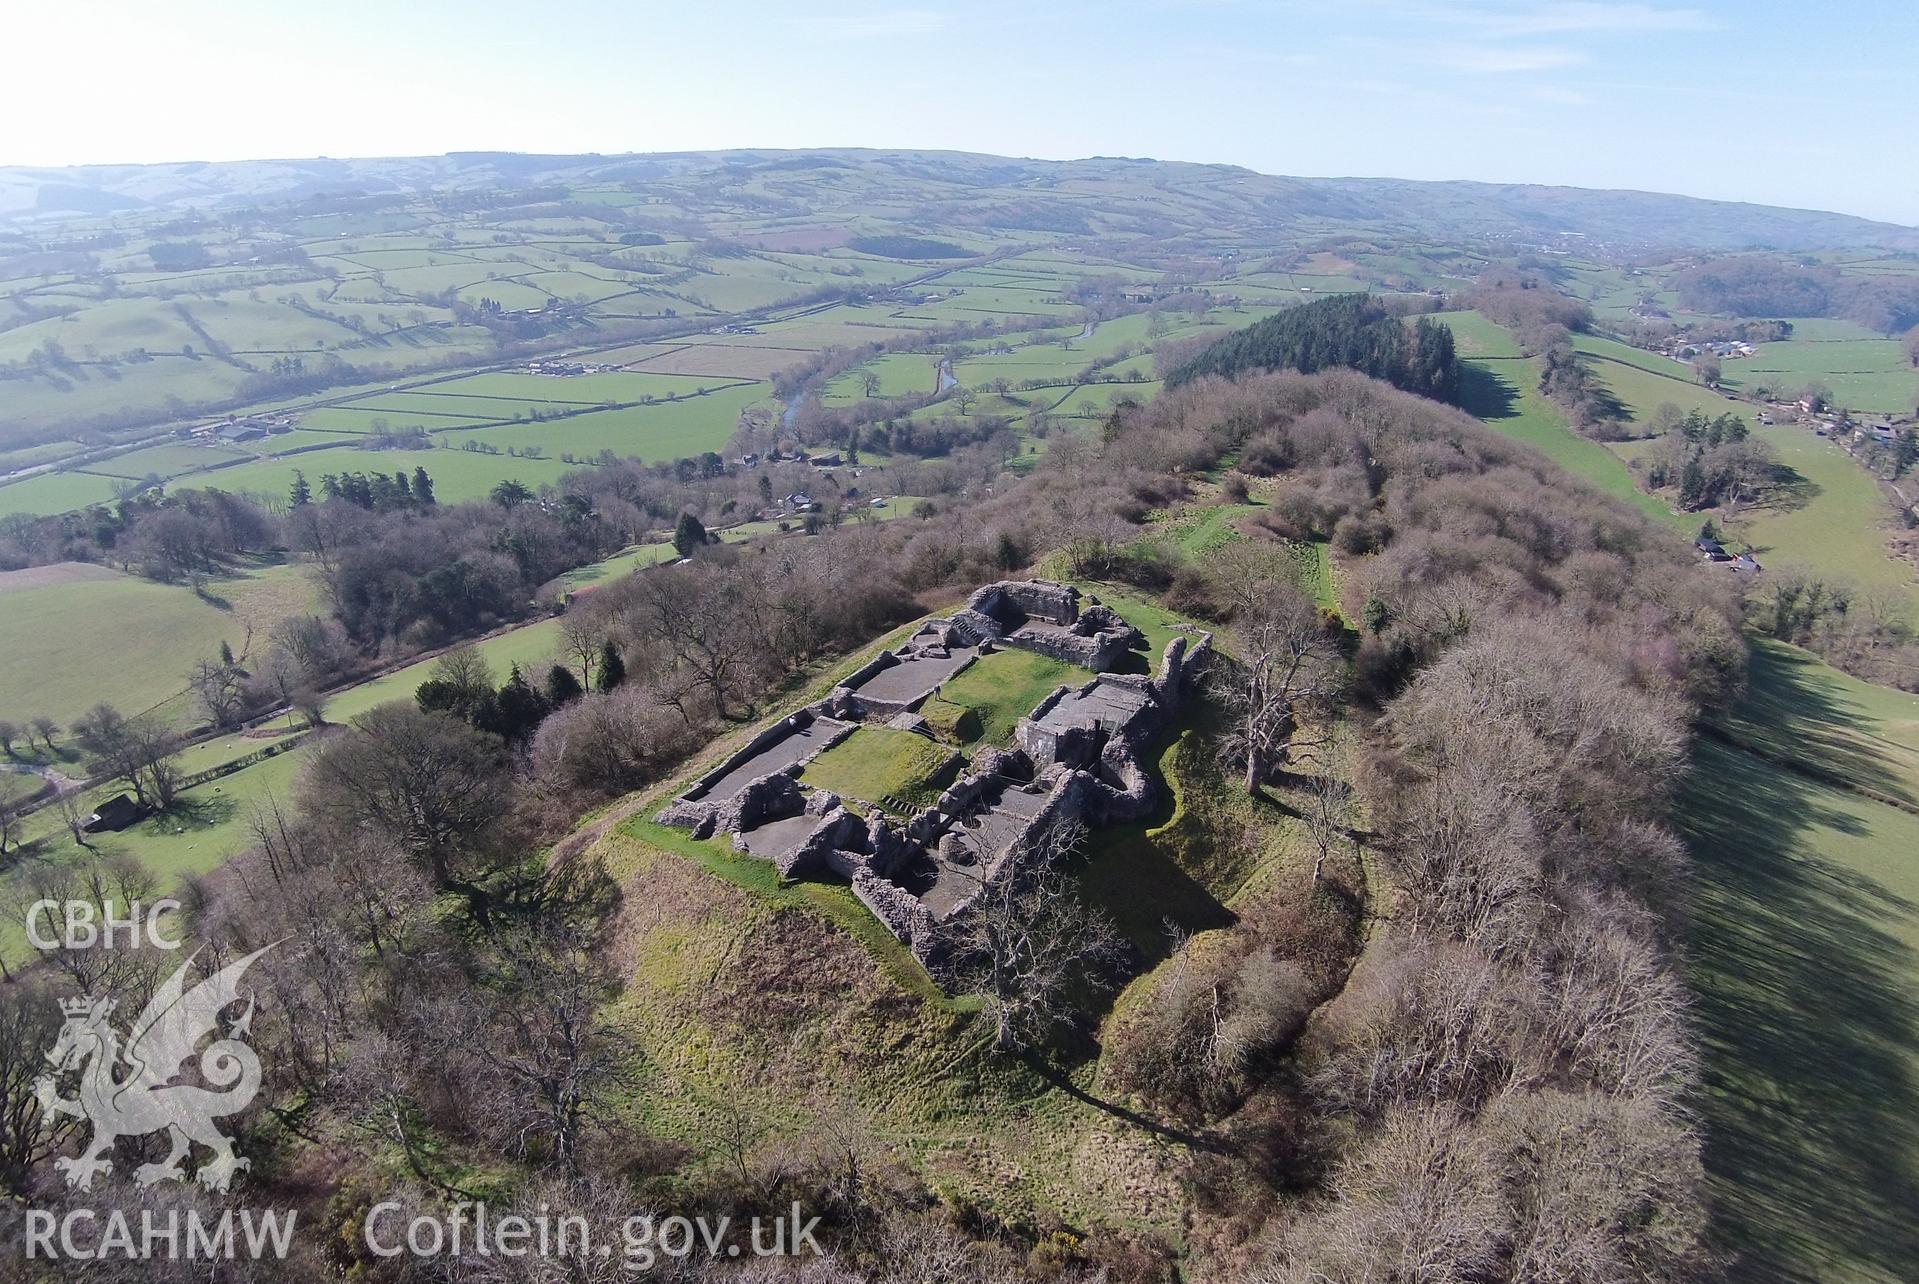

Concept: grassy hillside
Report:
left=1683, top=640, right=1919, bottom=1281
left=1572, top=332, right=1736, bottom=423
left=0, top=559, right=315, bottom=729
left=1728, top=421, right=1919, bottom=618
left=1440, top=312, right=1683, bottom=528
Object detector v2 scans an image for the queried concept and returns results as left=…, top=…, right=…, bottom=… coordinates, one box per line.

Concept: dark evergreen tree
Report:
left=492, top=665, right=549, bottom=741
left=596, top=639, right=626, bottom=692
left=1679, top=454, right=1708, bottom=509
left=289, top=470, right=311, bottom=508
left=546, top=663, right=584, bottom=707
left=1166, top=294, right=1460, bottom=404
left=673, top=511, right=708, bottom=559
left=491, top=479, right=533, bottom=509
left=412, top=466, right=436, bottom=504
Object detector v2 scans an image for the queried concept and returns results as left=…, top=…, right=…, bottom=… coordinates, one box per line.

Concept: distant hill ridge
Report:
left=1, top=148, right=1913, bottom=252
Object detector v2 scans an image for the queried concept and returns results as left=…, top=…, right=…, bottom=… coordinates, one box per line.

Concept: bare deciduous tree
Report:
left=73, top=704, right=183, bottom=811
left=951, top=820, right=1126, bottom=1053
left=425, top=921, right=632, bottom=1175
left=558, top=607, right=610, bottom=688
left=1212, top=586, right=1342, bottom=795
left=302, top=704, right=509, bottom=918
left=0, top=979, right=83, bottom=1196
left=30, top=716, right=60, bottom=752
left=621, top=565, right=769, bottom=722
left=189, top=656, right=249, bottom=729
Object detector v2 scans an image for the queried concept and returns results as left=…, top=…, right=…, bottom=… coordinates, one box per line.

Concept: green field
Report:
left=0, top=745, right=311, bottom=967
left=0, top=469, right=132, bottom=518
left=1573, top=333, right=1739, bottom=424
left=1683, top=640, right=1919, bottom=1281
left=421, top=369, right=751, bottom=405
left=202, top=445, right=577, bottom=505
left=1445, top=315, right=1681, bottom=528
left=1725, top=337, right=1917, bottom=415
left=920, top=648, right=1077, bottom=747
left=1725, top=422, right=1919, bottom=617
left=324, top=616, right=567, bottom=725
left=435, top=384, right=769, bottom=461
left=87, top=442, right=251, bottom=480
left=0, top=771, right=47, bottom=809
left=0, top=560, right=316, bottom=730
left=1430, top=309, right=1523, bottom=358
left=821, top=353, right=941, bottom=403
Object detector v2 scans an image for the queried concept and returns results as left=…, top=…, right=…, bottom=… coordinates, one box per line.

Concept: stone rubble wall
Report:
left=1087, top=735, right=1155, bottom=825
left=852, top=872, right=940, bottom=961
left=825, top=643, right=980, bottom=721
left=775, top=806, right=865, bottom=878
left=948, top=608, right=1004, bottom=646
left=657, top=592, right=1219, bottom=978
left=932, top=770, right=1095, bottom=926
left=992, top=579, right=1080, bottom=626
left=659, top=765, right=807, bottom=838
left=1153, top=632, right=1213, bottom=709
left=864, top=814, right=919, bottom=880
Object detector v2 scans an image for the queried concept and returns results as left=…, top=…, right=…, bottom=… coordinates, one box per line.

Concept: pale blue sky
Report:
left=13, top=0, right=1918, bottom=223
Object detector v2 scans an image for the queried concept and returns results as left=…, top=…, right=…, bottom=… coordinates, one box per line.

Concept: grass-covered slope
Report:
left=1682, top=640, right=1919, bottom=1281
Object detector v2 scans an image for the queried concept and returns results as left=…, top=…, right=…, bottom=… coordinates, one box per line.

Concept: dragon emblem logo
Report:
left=34, top=944, right=276, bottom=1193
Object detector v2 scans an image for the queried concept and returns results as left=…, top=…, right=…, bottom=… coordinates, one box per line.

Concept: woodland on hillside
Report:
left=0, top=354, right=1741, bottom=1281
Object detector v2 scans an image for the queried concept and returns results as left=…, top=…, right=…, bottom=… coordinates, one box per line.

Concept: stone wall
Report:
left=852, top=872, right=940, bottom=961
left=1152, top=632, right=1213, bottom=708
left=678, top=710, right=847, bottom=803
left=659, top=765, right=807, bottom=838
left=995, top=579, right=1080, bottom=625
left=836, top=650, right=898, bottom=695
left=932, top=769, right=1095, bottom=925
left=658, top=591, right=1218, bottom=979
left=775, top=806, right=865, bottom=878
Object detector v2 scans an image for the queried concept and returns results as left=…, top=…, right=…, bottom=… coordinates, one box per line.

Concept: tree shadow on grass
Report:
left=1455, top=359, right=1522, bottom=422
left=1749, top=462, right=1821, bottom=515
left=1682, top=730, right=1919, bottom=1282
left=146, top=793, right=241, bottom=835
left=1024, top=1051, right=1234, bottom=1155
left=1720, top=642, right=1919, bottom=811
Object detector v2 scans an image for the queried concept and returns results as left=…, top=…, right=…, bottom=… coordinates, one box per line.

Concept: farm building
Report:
left=83, top=793, right=145, bottom=833
left=1695, top=537, right=1731, bottom=562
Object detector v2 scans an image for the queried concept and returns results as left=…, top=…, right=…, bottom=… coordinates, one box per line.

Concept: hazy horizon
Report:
left=6, top=145, right=1913, bottom=232
left=12, top=0, right=1918, bottom=224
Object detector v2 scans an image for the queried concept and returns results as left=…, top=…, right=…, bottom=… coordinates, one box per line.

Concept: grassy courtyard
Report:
left=920, top=648, right=1076, bottom=747
left=799, top=725, right=958, bottom=814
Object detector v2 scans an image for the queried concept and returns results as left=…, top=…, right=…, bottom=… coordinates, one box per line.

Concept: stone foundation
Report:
left=949, top=579, right=1144, bottom=673
left=656, top=586, right=1214, bottom=975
